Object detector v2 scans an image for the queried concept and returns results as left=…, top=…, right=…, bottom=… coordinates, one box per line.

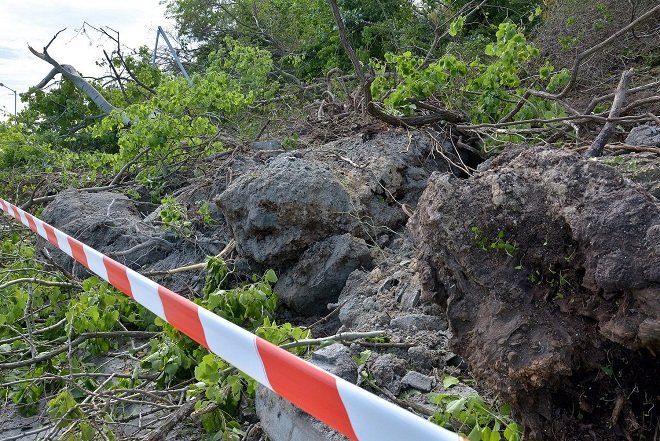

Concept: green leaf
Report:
left=443, top=375, right=460, bottom=389
left=446, top=396, right=468, bottom=415
left=468, top=424, right=482, bottom=441
left=264, top=269, right=278, bottom=283
left=449, top=16, right=466, bottom=37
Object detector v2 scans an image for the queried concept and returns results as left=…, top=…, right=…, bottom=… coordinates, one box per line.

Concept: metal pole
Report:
left=0, top=82, right=17, bottom=117
left=155, top=27, right=193, bottom=87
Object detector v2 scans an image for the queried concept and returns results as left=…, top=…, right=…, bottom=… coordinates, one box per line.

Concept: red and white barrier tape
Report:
left=0, top=197, right=462, bottom=441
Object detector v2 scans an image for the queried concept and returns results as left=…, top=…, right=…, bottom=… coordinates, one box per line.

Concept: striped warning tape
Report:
left=0, top=197, right=463, bottom=441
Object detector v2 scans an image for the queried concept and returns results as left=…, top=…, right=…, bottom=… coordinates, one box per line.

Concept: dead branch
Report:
left=0, top=331, right=158, bottom=369
left=27, top=31, right=132, bottom=125
left=457, top=112, right=649, bottom=131
left=142, top=239, right=235, bottom=277
left=0, top=277, right=79, bottom=290
left=279, top=330, right=387, bottom=350
left=141, top=396, right=201, bottom=441
left=585, top=69, right=633, bottom=158
left=583, top=80, right=660, bottom=114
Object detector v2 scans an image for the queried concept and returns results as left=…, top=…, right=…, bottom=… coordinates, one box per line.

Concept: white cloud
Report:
left=0, top=0, right=174, bottom=117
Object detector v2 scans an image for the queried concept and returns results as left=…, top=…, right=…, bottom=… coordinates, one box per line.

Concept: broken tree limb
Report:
left=27, top=42, right=131, bottom=125
left=584, top=68, right=634, bottom=158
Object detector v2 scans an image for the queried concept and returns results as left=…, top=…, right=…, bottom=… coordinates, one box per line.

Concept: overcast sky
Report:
left=0, top=0, right=172, bottom=118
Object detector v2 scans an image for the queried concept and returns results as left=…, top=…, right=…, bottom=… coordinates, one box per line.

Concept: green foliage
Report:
left=197, top=201, right=215, bottom=225
left=202, top=269, right=278, bottom=329
left=256, top=317, right=311, bottom=356
left=371, top=22, right=556, bottom=124
left=471, top=227, right=519, bottom=257
left=159, top=195, right=192, bottom=236
left=430, top=376, right=522, bottom=441
left=92, top=38, right=276, bottom=186
left=204, top=256, right=230, bottom=296
left=47, top=389, right=83, bottom=424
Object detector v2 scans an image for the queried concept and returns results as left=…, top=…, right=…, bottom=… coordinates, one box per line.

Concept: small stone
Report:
left=311, top=343, right=357, bottom=383
left=390, top=314, right=447, bottom=331
left=625, top=123, right=660, bottom=147
left=407, top=346, right=433, bottom=370
left=401, top=371, right=435, bottom=392
left=399, top=289, right=421, bottom=309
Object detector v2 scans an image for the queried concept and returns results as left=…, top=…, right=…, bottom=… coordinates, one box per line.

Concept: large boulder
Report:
left=39, top=189, right=166, bottom=277
left=217, top=155, right=353, bottom=267
left=216, top=131, right=455, bottom=268
left=274, top=234, right=373, bottom=315
left=409, top=146, right=660, bottom=439
left=38, top=189, right=222, bottom=293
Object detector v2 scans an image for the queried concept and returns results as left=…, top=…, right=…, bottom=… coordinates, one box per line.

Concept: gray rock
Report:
left=255, top=387, right=349, bottom=441
left=399, top=288, right=421, bottom=309
left=390, top=314, right=447, bottom=332
left=407, top=346, right=434, bottom=371
left=255, top=344, right=354, bottom=441
left=250, top=139, right=282, bottom=150
left=38, top=188, right=223, bottom=292
left=39, top=189, right=163, bottom=277
left=401, top=371, right=435, bottom=392
left=625, top=123, right=660, bottom=147
left=217, top=155, right=353, bottom=266
left=275, top=234, right=373, bottom=315
left=311, top=343, right=358, bottom=384
left=370, top=354, right=407, bottom=395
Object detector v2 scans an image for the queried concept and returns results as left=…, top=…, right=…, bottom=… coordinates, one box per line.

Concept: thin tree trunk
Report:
left=584, top=69, right=633, bottom=158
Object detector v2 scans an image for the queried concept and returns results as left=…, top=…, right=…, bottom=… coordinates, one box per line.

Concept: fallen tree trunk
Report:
left=27, top=36, right=131, bottom=125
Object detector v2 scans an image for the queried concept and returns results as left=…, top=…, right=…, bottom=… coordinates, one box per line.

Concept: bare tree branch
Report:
left=27, top=32, right=132, bottom=125
left=585, top=69, right=634, bottom=158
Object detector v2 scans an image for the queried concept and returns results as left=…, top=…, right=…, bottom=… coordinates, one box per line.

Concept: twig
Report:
left=647, top=113, right=660, bottom=126
left=142, top=239, right=235, bottom=277
left=0, top=277, right=78, bottom=290
left=0, top=424, right=55, bottom=441
left=457, top=112, right=648, bottom=130
left=44, top=28, right=67, bottom=51
left=583, top=80, right=660, bottom=114
left=358, top=341, right=414, bottom=348
left=369, top=382, right=434, bottom=417
left=0, top=331, right=158, bottom=369
left=279, top=330, right=387, bottom=350
left=141, top=396, right=201, bottom=441
left=0, top=318, right=66, bottom=345
left=585, top=69, right=634, bottom=158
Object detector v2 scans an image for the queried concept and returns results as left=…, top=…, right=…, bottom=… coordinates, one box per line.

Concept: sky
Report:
left=0, top=0, right=173, bottom=118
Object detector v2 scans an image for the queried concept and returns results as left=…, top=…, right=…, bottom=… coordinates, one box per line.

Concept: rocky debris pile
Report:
left=34, top=127, right=660, bottom=440
left=217, top=130, right=453, bottom=311
left=410, top=146, right=659, bottom=439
